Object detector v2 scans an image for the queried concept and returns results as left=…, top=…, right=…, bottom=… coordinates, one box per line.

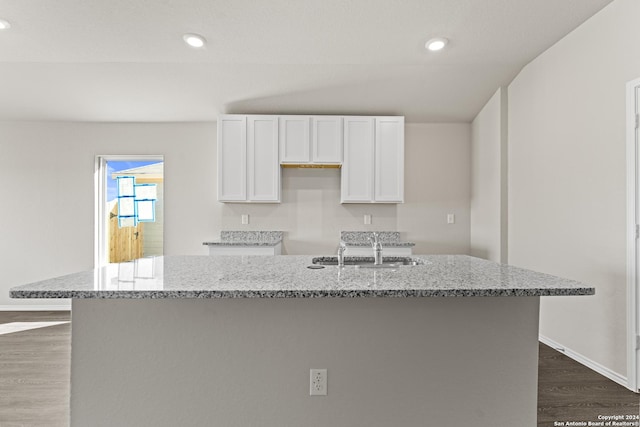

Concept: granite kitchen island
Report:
left=11, top=255, right=594, bottom=427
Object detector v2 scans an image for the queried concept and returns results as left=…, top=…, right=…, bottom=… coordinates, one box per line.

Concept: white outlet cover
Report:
left=310, top=369, right=327, bottom=396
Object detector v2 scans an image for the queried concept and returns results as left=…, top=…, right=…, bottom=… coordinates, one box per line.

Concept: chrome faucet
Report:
left=337, top=240, right=347, bottom=267
left=370, top=232, right=383, bottom=265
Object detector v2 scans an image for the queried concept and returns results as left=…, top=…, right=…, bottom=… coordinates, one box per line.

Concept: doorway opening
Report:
left=95, top=156, right=164, bottom=266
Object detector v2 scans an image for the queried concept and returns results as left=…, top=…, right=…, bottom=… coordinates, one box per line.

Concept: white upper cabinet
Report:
left=374, top=117, right=404, bottom=202
left=217, top=115, right=247, bottom=201
left=341, top=117, right=374, bottom=202
left=218, top=115, right=280, bottom=203
left=247, top=116, right=280, bottom=202
left=341, top=116, right=404, bottom=203
left=279, top=116, right=310, bottom=163
left=219, top=114, right=402, bottom=204
left=279, top=116, right=342, bottom=164
left=312, top=116, right=342, bottom=164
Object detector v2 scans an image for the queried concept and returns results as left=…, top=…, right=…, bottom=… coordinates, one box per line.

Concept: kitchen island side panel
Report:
left=71, top=297, right=540, bottom=427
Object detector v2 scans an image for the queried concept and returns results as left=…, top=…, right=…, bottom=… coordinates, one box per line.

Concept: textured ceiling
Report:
left=0, top=0, right=615, bottom=122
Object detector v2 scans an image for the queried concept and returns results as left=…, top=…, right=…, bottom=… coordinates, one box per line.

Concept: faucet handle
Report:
left=370, top=232, right=380, bottom=246
left=337, top=241, right=347, bottom=267
left=370, top=232, right=383, bottom=250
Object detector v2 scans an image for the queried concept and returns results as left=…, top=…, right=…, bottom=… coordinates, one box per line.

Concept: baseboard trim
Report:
left=0, top=305, right=71, bottom=311
left=539, top=334, right=631, bottom=391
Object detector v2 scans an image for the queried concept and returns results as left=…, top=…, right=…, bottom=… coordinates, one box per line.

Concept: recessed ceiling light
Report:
left=0, top=19, right=11, bottom=30
left=183, top=33, right=206, bottom=49
left=425, top=37, right=448, bottom=52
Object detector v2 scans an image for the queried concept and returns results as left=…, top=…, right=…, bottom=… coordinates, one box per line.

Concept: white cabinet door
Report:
left=312, top=116, right=342, bottom=164
left=375, top=117, right=404, bottom=202
left=248, top=116, right=280, bottom=202
left=341, top=116, right=404, bottom=203
left=218, top=115, right=280, bottom=203
left=217, top=115, right=247, bottom=201
left=279, top=116, right=310, bottom=163
left=341, top=117, right=374, bottom=202
left=280, top=116, right=341, bottom=165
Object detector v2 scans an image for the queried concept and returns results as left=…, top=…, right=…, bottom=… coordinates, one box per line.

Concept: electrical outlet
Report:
left=447, top=213, right=455, bottom=224
left=364, top=214, right=372, bottom=225
left=310, top=369, right=327, bottom=396
left=241, top=214, right=249, bottom=225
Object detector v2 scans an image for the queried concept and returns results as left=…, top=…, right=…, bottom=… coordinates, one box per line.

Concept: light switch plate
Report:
left=241, top=214, right=249, bottom=225
left=364, top=214, right=372, bottom=225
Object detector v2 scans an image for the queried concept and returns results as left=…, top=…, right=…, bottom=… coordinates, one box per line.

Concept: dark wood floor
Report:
left=0, top=311, right=71, bottom=427
left=0, top=312, right=637, bottom=426
left=537, top=343, right=639, bottom=426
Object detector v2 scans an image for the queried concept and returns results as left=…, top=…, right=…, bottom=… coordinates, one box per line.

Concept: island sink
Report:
left=311, top=256, right=422, bottom=267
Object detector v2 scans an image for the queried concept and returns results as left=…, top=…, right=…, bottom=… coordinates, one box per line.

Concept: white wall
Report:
left=399, top=124, right=471, bottom=254
left=225, top=123, right=471, bottom=255
left=0, top=121, right=470, bottom=308
left=508, top=0, right=640, bottom=379
left=470, top=88, right=508, bottom=263
left=0, top=121, right=217, bottom=308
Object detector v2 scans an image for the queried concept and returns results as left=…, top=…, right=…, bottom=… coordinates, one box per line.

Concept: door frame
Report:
left=626, top=77, right=640, bottom=392
left=94, top=155, right=164, bottom=267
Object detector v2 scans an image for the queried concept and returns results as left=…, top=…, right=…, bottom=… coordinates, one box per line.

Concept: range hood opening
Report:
left=280, top=164, right=342, bottom=169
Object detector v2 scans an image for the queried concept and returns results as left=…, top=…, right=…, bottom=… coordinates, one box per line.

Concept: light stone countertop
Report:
left=340, top=231, right=415, bottom=247
left=10, top=255, right=594, bottom=299
left=203, top=231, right=283, bottom=247
left=342, top=241, right=416, bottom=247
